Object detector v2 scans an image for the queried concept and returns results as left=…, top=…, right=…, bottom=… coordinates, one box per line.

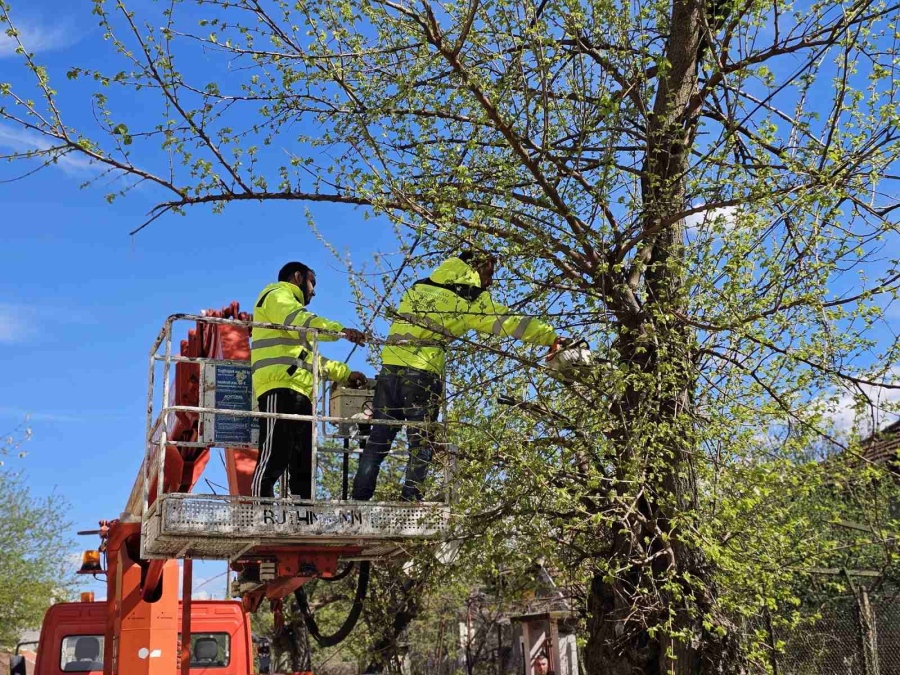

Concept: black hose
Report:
left=321, top=562, right=355, bottom=582
left=295, top=561, right=370, bottom=647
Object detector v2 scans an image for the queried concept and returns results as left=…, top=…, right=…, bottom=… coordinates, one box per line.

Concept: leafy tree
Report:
left=0, top=421, right=75, bottom=648
left=3, top=0, right=900, bottom=671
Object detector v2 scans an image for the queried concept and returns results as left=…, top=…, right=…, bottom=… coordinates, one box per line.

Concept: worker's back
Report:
left=381, top=256, right=487, bottom=374
left=381, top=256, right=556, bottom=373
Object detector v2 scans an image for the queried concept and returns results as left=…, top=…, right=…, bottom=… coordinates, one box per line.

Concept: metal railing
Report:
left=140, top=314, right=453, bottom=518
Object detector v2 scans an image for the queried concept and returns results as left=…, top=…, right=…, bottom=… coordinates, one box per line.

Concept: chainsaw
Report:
left=544, top=336, right=593, bottom=382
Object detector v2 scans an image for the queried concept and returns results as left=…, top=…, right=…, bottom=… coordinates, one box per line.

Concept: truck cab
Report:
left=28, top=600, right=253, bottom=675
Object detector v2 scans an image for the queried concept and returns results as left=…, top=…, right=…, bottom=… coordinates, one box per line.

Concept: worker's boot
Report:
left=351, top=457, right=380, bottom=501
left=399, top=484, right=424, bottom=502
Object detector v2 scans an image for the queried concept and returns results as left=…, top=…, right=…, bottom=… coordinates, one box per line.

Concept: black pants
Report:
left=351, top=366, right=442, bottom=501
left=252, top=388, right=313, bottom=499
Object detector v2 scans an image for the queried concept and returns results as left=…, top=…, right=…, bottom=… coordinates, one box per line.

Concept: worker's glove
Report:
left=546, top=336, right=573, bottom=361
left=342, top=328, right=366, bottom=345
left=347, top=371, right=368, bottom=388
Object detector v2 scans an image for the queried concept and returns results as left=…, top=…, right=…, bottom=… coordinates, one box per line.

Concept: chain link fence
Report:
left=764, top=588, right=900, bottom=675
left=875, top=595, right=900, bottom=671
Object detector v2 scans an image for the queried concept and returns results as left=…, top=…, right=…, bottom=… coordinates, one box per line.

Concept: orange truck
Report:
left=7, top=525, right=272, bottom=675
left=18, top=596, right=258, bottom=675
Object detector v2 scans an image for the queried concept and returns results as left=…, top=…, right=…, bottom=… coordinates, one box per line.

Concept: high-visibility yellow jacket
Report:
left=251, top=282, right=351, bottom=399
left=381, top=257, right=557, bottom=375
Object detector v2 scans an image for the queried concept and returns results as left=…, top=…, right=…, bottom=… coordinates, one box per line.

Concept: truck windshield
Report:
left=59, top=635, right=104, bottom=672
left=59, top=633, right=231, bottom=671
left=180, top=632, right=232, bottom=669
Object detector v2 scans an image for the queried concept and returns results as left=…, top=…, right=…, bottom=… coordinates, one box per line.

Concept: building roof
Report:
left=861, top=418, right=900, bottom=466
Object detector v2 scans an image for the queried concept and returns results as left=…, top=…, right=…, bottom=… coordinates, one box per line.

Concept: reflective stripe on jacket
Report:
left=251, top=282, right=350, bottom=399
left=380, top=257, right=557, bottom=375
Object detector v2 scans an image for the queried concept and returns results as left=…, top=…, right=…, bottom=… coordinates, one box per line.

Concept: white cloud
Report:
left=0, top=303, right=36, bottom=343
left=0, top=19, right=78, bottom=58
left=685, top=205, right=739, bottom=232
left=0, top=125, right=96, bottom=174
left=826, top=368, right=900, bottom=436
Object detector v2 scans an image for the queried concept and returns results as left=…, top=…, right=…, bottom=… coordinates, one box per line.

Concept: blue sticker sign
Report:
left=213, top=365, right=257, bottom=444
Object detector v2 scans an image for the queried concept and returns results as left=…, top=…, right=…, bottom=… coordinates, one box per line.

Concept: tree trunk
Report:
left=364, top=572, right=422, bottom=674
left=584, top=0, right=747, bottom=671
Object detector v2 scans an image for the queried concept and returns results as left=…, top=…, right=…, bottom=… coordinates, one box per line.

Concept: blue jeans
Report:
left=351, top=365, right=443, bottom=501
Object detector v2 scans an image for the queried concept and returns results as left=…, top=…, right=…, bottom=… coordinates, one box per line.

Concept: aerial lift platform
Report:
left=130, top=308, right=452, bottom=612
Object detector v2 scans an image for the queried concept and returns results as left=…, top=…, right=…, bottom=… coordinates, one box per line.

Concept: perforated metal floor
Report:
left=140, top=493, right=450, bottom=561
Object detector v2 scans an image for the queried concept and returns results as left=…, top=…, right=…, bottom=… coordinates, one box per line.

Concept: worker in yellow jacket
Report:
left=351, top=251, right=560, bottom=502
left=252, top=261, right=366, bottom=499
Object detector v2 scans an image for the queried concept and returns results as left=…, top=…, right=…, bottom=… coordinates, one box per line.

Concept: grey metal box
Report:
left=328, top=384, right=375, bottom=419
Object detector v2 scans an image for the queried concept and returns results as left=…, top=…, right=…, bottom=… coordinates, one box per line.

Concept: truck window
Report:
left=59, top=636, right=104, bottom=672
left=179, top=632, right=231, bottom=669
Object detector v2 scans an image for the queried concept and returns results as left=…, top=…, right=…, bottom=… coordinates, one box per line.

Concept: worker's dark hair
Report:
left=278, top=261, right=314, bottom=282
left=458, top=250, right=497, bottom=266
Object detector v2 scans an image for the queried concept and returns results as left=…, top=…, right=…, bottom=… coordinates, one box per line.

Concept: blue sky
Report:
left=0, top=1, right=400, bottom=600
left=2, top=0, right=899, bottom=605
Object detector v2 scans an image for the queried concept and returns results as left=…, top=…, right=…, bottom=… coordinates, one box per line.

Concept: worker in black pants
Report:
left=236, top=261, right=366, bottom=595
left=354, top=365, right=443, bottom=502
left=254, top=390, right=317, bottom=498
left=352, top=251, right=560, bottom=502
left=250, top=261, right=366, bottom=500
